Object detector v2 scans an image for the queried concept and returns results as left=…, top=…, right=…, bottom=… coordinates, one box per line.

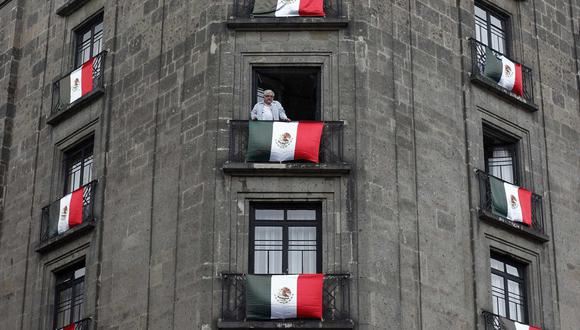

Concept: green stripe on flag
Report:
left=253, top=0, right=279, bottom=16
left=483, top=47, right=503, bottom=83
left=490, top=176, right=508, bottom=217
left=246, top=121, right=273, bottom=162
left=246, top=275, right=272, bottom=319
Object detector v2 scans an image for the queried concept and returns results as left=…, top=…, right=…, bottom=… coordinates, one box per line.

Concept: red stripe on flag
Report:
left=296, top=274, right=323, bottom=319
left=294, top=121, right=323, bottom=163
left=518, top=187, right=532, bottom=226
left=512, top=63, right=523, bottom=96
left=69, top=187, right=84, bottom=228
left=63, top=324, right=75, bottom=330
left=298, top=0, right=325, bottom=16
left=81, top=57, right=94, bottom=96
left=529, top=327, right=542, bottom=330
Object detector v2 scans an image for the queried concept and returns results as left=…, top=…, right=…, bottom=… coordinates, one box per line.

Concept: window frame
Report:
left=249, top=202, right=322, bottom=275
left=53, top=261, right=86, bottom=329
left=251, top=66, right=322, bottom=121
left=474, top=2, right=511, bottom=56
left=73, top=11, right=104, bottom=68
left=483, top=124, right=520, bottom=186
left=62, top=137, right=94, bottom=195
left=490, top=253, right=528, bottom=323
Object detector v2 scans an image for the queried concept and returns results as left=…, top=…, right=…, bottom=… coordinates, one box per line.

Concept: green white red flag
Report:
left=60, top=57, right=94, bottom=106
left=253, top=0, right=325, bottom=17
left=58, top=187, right=84, bottom=234
left=246, top=274, right=323, bottom=320
left=483, top=47, right=523, bottom=97
left=245, top=121, right=323, bottom=163
left=502, top=318, right=542, bottom=330
left=489, top=176, right=532, bottom=226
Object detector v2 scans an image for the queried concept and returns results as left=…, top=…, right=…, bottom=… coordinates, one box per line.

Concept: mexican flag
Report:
left=60, top=324, right=77, bottom=330
left=57, top=187, right=85, bottom=234
left=503, top=318, right=542, bottom=330
left=489, top=176, right=532, bottom=226
left=245, top=121, right=323, bottom=163
left=253, top=0, right=325, bottom=17
left=60, top=57, right=94, bottom=105
left=246, top=274, right=323, bottom=320
left=483, top=47, right=523, bottom=97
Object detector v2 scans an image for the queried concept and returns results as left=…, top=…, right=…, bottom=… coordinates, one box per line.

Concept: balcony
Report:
left=227, top=0, right=348, bottom=30
left=482, top=311, right=543, bottom=330
left=476, top=170, right=547, bottom=242
left=223, top=120, right=350, bottom=176
left=219, top=273, right=353, bottom=329
left=37, top=181, right=97, bottom=253
left=57, top=318, right=91, bottom=330
left=48, top=51, right=106, bottom=125
left=469, top=38, right=537, bottom=111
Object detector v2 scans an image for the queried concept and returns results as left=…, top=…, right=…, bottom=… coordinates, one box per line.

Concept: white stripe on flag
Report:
left=69, top=67, right=83, bottom=103
left=275, top=0, right=300, bottom=16
left=504, top=182, right=523, bottom=222
left=498, top=56, right=516, bottom=91
left=58, top=194, right=72, bottom=234
left=270, top=275, right=298, bottom=319
left=270, top=122, right=298, bottom=162
left=514, top=322, right=530, bottom=330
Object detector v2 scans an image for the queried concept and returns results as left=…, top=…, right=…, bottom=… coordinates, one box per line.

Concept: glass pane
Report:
left=506, top=264, right=520, bottom=277
left=488, top=147, right=515, bottom=184
left=254, top=227, right=282, bottom=274
left=254, top=251, right=268, bottom=274
left=74, top=267, right=86, bottom=279
left=474, top=5, right=486, bottom=19
left=288, top=227, right=317, bottom=274
left=269, top=251, right=282, bottom=274
left=490, top=258, right=504, bottom=271
left=82, top=155, right=93, bottom=186
left=255, top=209, right=284, bottom=220
left=287, top=209, right=317, bottom=221
left=491, top=274, right=506, bottom=317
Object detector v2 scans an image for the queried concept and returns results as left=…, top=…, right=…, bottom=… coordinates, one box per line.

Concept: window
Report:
left=63, top=138, right=94, bottom=194
left=250, top=203, right=321, bottom=274
left=74, top=12, right=103, bottom=67
left=490, top=254, right=527, bottom=323
left=253, top=67, right=321, bottom=121
left=483, top=125, right=519, bottom=185
left=54, top=262, right=85, bottom=329
left=474, top=3, right=509, bottom=55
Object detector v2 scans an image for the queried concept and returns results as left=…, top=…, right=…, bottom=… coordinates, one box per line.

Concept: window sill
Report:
left=470, top=74, right=538, bottom=112
left=478, top=210, right=549, bottom=243
left=47, top=87, right=104, bottom=125
left=223, top=162, right=351, bottom=177
left=56, top=0, right=92, bottom=16
left=36, top=219, right=96, bottom=254
left=226, top=18, right=349, bottom=31
left=218, top=319, right=354, bottom=329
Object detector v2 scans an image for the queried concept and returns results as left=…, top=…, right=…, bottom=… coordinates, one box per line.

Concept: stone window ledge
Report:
left=479, top=210, right=549, bottom=243
left=56, top=0, right=92, bottom=16
left=47, top=87, right=104, bottom=125
left=223, top=162, right=351, bottom=177
left=218, top=319, right=354, bottom=329
left=471, top=74, right=538, bottom=112
left=36, top=220, right=95, bottom=254
left=226, top=18, right=349, bottom=31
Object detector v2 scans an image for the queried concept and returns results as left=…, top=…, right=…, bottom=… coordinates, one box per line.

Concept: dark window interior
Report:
left=474, top=3, right=509, bottom=55
left=252, top=67, right=321, bottom=121
left=483, top=125, right=519, bottom=185
left=250, top=202, right=322, bottom=275
left=54, top=261, right=85, bottom=329
left=74, top=12, right=104, bottom=67
left=63, top=138, right=94, bottom=194
left=490, top=253, right=527, bottom=323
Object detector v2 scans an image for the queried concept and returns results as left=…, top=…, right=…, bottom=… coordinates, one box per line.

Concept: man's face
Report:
left=263, top=93, right=273, bottom=105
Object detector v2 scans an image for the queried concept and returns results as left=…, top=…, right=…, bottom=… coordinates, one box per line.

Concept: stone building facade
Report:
left=0, top=0, right=578, bottom=329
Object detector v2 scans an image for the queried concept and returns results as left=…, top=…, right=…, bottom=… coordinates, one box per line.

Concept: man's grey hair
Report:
left=263, top=89, right=275, bottom=97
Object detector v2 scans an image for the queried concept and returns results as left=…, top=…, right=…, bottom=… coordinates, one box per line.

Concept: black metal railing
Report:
left=228, top=120, right=344, bottom=163
left=57, top=317, right=91, bottom=330
left=51, top=51, right=106, bottom=115
left=482, top=311, right=542, bottom=330
left=232, top=0, right=344, bottom=19
left=40, top=181, right=97, bottom=243
left=476, top=170, right=544, bottom=236
left=469, top=38, right=534, bottom=105
left=220, top=273, right=351, bottom=321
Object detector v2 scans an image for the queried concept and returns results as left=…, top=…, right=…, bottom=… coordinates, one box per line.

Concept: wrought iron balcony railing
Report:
left=482, top=311, right=543, bottom=330
left=57, top=317, right=91, bottom=330
left=231, top=0, right=344, bottom=19
left=228, top=120, right=344, bottom=163
left=476, top=170, right=545, bottom=239
left=220, top=273, right=351, bottom=322
left=469, top=38, right=535, bottom=108
left=51, top=51, right=106, bottom=116
left=40, top=181, right=97, bottom=244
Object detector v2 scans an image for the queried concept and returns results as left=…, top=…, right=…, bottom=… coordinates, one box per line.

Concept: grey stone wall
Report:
left=0, top=0, right=578, bottom=329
